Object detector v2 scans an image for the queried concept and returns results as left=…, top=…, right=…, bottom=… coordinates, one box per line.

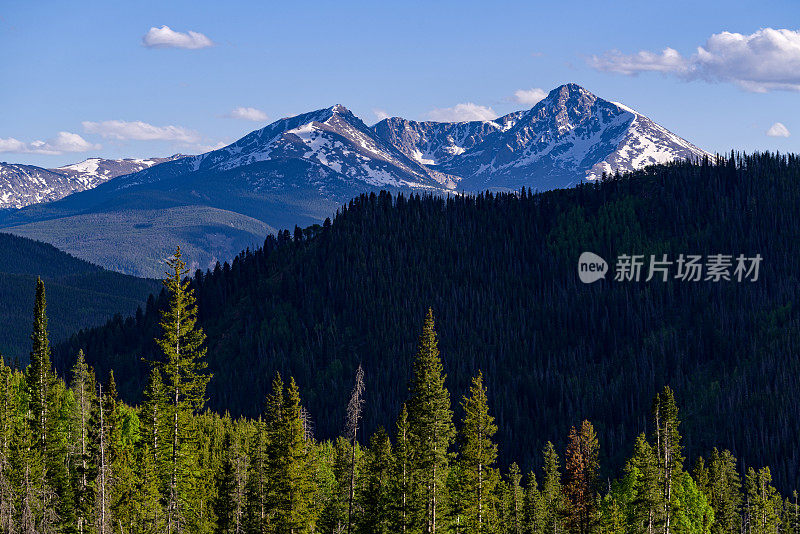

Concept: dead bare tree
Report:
left=345, top=364, right=365, bottom=534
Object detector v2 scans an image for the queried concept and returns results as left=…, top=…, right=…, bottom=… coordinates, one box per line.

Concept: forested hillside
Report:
left=2, top=270, right=796, bottom=533
left=0, top=233, right=160, bottom=360
left=55, top=153, right=800, bottom=490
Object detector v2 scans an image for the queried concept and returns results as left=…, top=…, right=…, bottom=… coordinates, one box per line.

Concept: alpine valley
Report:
left=0, top=84, right=708, bottom=277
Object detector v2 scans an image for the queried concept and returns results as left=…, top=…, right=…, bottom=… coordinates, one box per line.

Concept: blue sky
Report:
left=2, top=0, right=798, bottom=166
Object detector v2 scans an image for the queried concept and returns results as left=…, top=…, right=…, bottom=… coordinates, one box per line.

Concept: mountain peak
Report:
left=329, top=104, right=351, bottom=115
left=548, top=83, right=594, bottom=98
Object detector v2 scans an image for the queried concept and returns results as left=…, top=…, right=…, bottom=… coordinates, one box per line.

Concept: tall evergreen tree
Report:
left=625, top=434, right=662, bottom=534
left=745, top=467, right=782, bottom=534
left=459, top=371, right=498, bottom=534
left=358, top=427, right=394, bottom=534
left=153, top=246, right=211, bottom=534
left=651, top=387, right=683, bottom=534
left=392, top=403, right=413, bottom=534
left=541, top=442, right=564, bottom=534
left=70, top=350, right=95, bottom=534
left=27, top=278, right=53, bottom=452
left=407, top=309, right=456, bottom=534
left=706, top=448, right=741, bottom=534
left=564, top=420, right=599, bottom=534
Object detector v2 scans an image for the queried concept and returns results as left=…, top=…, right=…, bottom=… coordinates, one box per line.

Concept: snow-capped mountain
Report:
left=373, top=84, right=709, bottom=191
left=0, top=155, right=186, bottom=209
left=114, top=105, right=458, bottom=195
left=0, top=84, right=710, bottom=277
left=371, top=111, right=525, bottom=166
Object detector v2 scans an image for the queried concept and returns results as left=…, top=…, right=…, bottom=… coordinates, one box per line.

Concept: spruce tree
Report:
left=459, top=371, right=498, bottom=534
left=625, top=433, right=662, bottom=534
left=706, top=448, right=741, bottom=534
left=564, top=420, right=599, bottom=534
left=746, top=467, right=782, bottom=534
left=153, top=246, right=211, bottom=534
left=408, top=309, right=455, bottom=534
left=358, top=427, right=393, bottom=534
left=651, top=387, right=683, bottom=534
left=392, top=403, right=413, bottom=534
left=70, top=350, right=96, bottom=534
left=541, top=442, right=564, bottom=534
left=27, top=278, right=53, bottom=451
left=507, top=463, right=524, bottom=534
left=280, top=377, right=315, bottom=533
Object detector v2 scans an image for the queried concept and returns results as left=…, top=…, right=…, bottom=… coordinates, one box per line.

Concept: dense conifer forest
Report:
left=2, top=260, right=798, bottom=533
left=52, top=153, right=800, bottom=493
left=0, top=233, right=159, bottom=359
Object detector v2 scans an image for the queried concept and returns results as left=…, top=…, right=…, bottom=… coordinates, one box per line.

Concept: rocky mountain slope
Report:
left=0, top=155, right=186, bottom=208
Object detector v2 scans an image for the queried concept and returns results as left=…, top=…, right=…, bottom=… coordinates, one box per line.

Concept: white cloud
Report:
left=142, top=25, right=214, bottom=50
left=427, top=103, right=498, bottom=122
left=0, top=132, right=100, bottom=155
left=373, top=109, right=391, bottom=121
left=766, top=122, right=790, bottom=137
left=227, top=107, right=269, bottom=122
left=82, top=120, right=200, bottom=143
left=512, top=88, right=547, bottom=106
left=589, top=28, right=800, bottom=92
left=186, top=141, right=228, bottom=153
left=590, top=47, right=687, bottom=75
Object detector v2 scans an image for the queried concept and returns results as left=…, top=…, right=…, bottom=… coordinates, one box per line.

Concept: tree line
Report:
left=54, top=153, right=800, bottom=491
left=2, top=248, right=799, bottom=533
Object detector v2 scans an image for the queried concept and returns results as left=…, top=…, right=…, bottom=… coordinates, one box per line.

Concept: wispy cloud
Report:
left=766, top=122, right=790, bottom=137
left=512, top=88, right=547, bottom=106
left=427, top=103, right=498, bottom=122
left=82, top=120, right=200, bottom=143
left=373, top=109, right=391, bottom=121
left=142, top=25, right=214, bottom=50
left=0, top=132, right=100, bottom=155
left=184, top=140, right=228, bottom=153
left=590, top=28, right=800, bottom=92
left=227, top=107, right=269, bottom=122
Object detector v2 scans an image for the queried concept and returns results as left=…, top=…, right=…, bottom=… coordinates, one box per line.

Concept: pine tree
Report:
left=70, top=350, right=96, bottom=534
left=27, top=278, right=53, bottom=452
left=507, top=463, right=524, bottom=534
left=25, top=277, right=73, bottom=532
left=245, top=415, right=268, bottom=533
left=90, top=382, right=112, bottom=534
left=459, top=371, right=498, bottom=534
left=392, top=403, right=413, bottom=534
left=625, top=433, right=662, bottom=534
left=358, top=427, right=394, bottom=534
left=0, top=358, right=18, bottom=532
left=408, top=309, right=455, bottom=534
left=153, top=246, right=211, bottom=534
left=541, top=442, right=564, bottom=534
left=651, top=387, right=683, bottom=534
left=705, top=448, right=741, bottom=534
left=564, top=420, right=599, bottom=534
left=280, top=377, right=315, bottom=533
left=523, top=472, right=547, bottom=534
left=746, top=467, right=781, bottom=534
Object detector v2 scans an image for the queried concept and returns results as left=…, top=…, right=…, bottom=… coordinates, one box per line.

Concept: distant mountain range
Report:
left=0, top=84, right=709, bottom=277
left=0, top=155, right=186, bottom=209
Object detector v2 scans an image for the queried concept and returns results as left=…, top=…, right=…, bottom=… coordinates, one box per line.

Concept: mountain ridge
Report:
left=0, top=154, right=187, bottom=209
left=0, top=84, right=710, bottom=276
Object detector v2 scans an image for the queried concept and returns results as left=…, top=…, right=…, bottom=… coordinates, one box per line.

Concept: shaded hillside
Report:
left=56, top=153, right=800, bottom=490
left=0, top=233, right=160, bottom=361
